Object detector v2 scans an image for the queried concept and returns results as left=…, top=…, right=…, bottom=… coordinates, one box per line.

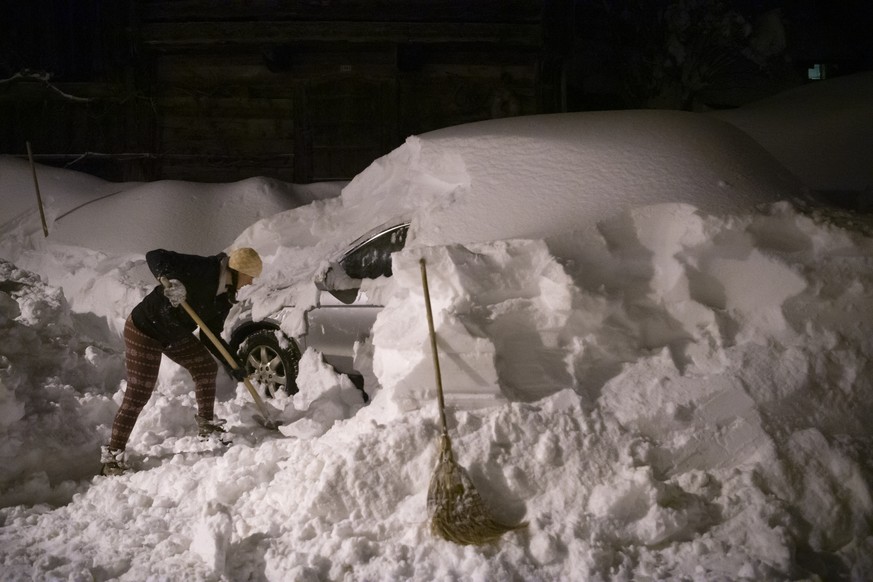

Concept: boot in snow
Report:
left=100, top=445, right=128, bottom=476
left=196, top=414, right=232, bottom=445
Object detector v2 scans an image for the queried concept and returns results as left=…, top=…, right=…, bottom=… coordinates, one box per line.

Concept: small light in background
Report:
left=807, top=64, right=826, bottom=80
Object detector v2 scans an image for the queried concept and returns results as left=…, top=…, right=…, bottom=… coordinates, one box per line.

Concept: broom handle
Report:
left=158, top=276, right=275, bottom=425
left=420, top=258, right=449, bottom=435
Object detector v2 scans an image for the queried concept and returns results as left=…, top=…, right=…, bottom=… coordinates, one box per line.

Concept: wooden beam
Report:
left=140, top=21, right=543, bottom=50
left=138, top=0, right=544, bottom=24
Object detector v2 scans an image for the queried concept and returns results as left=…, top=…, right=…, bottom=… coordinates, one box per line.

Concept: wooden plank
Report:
left=158, top=136, right=291, bottom=156
left=265, top=43, right=397, bottom=67
left=311, top=147, right=382, bottom=181
left=159, top=134, right=295, bottom=155
left=160, top=115, right=294, bottom=135
left=154, top=53, right=277, bottom=85
left=157, top=83, right=301, bottom=100
left=159, top=135, right=296, bottom=156
left=141, top=21, right=543, bottom=49
left=154, top=53, right=397, bottom=87
left=157, top=95, right=294, bottom=117
left=397, top=44, right=541, bottom=67
left=139, top=0, right=544, bottom=24
left=307, top=124, right=386, bottom=148
left=156, top=160, right=296, bottom=183
left=266, top=62, right=397, bottom=79
left=307, top=96, right=384, bottom=119
left=155, top=154, right=294, bottom=165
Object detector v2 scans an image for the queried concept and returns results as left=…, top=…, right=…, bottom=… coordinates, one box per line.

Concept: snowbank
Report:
left=713, top=71, right=873, bottom=193
left=1, top=77, right=872, bottom=580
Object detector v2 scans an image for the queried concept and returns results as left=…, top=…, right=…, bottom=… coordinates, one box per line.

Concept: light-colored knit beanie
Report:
left=228, top=247, right=263, bottom=278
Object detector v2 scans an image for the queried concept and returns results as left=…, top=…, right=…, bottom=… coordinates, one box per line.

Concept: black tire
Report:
left=237, top=329, right=301, bottom=397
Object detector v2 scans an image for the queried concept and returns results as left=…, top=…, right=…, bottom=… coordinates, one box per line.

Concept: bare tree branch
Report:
left=0, top=70, right=94, bottom=103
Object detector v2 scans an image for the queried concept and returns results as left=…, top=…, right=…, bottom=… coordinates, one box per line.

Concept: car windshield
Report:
left=339, top=224, right=409, bottom=280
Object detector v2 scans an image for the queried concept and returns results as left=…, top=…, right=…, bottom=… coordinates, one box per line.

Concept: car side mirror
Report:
left=328, top=289, right=359, bottom=305
left=315, top=265, right=361, bottom=305
left=315, top=266, right=332, bottom=291
left=316, top=264, right=361, bottom=292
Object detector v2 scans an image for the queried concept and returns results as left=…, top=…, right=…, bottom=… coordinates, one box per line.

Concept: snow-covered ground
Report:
left=1, top=73, right=872, bottom=581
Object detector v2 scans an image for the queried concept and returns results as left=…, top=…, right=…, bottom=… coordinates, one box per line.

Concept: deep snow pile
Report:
left=1, top=74, right=872, bottom=581
left=0, top=259, right=122, bottom=501
left=2, top=200, right=872, bottom=581
left=712, top=72, right=873, bottom=193
left=232, top=107, right=805, bottom=344
left=0, top=155, right=345, bottom=257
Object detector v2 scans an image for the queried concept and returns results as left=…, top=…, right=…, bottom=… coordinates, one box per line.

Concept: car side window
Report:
left=340, top=225, right=409, bottom=280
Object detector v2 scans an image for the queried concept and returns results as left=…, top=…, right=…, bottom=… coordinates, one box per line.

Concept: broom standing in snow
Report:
left=99, top=247, right=262, bottom=476
left=420, top=258, right=527, bottom=544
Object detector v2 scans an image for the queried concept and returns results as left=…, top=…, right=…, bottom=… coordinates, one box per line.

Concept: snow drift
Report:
left=1, top=74, right=872, bottom=581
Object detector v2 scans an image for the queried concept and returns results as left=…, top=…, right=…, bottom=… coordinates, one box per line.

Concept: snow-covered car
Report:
left=224, top=103, right=818, bottom=398
left=229, top=222, right=409, bottom=397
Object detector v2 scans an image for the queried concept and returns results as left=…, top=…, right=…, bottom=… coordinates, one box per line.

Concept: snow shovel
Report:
left=159, top=277, right=280, bottom=431
left=419, top=258, right=526, bottom=545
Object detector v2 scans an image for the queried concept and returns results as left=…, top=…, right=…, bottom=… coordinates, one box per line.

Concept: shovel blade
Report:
left=252, top=414, right=281, bottom=431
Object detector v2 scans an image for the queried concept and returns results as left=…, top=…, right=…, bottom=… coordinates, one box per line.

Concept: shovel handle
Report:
left=159, top=276, right=275, bottom=425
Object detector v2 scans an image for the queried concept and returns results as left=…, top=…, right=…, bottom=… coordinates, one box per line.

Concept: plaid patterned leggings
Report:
left=109, top=316, right=218, bottom=450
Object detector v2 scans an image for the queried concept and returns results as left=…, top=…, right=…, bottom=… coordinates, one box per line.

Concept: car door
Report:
left=304, top=224, right=410, bottom=373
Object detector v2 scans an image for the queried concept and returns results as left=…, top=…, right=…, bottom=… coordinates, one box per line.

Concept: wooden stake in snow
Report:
left=26, top=141, right=49, bottom=237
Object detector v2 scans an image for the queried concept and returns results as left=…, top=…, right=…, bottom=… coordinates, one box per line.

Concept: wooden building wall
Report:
left=2, top=2, right=867, bottom=184
left=1, top=0, right=567, bottom=183
left=0, top=1, right=152, bottom=180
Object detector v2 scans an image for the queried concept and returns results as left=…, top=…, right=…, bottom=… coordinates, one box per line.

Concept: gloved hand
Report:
left=230, top=367, right=248, bottom=382
left=163, top=278, right=187, bottom=307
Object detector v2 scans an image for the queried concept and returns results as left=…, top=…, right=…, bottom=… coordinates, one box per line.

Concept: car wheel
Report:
left=237, top=330, right=300, bottom=397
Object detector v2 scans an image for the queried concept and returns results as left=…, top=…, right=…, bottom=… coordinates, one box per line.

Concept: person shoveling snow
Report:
left=100, top=247, right=263, bottom=476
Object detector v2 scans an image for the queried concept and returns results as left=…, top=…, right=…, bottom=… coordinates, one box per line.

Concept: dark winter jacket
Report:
left=130, top=250, right=235, bottom=358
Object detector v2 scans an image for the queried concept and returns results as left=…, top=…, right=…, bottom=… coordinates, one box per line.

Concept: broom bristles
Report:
left=427, top=435, right=527, bottom=545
